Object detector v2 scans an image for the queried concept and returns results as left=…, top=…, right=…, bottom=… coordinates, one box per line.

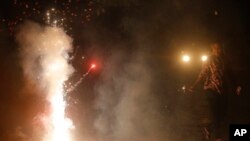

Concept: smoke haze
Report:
left=16, top=21, right=74, bottom=97
left=94, top=52, right=166, bottom=141
left=16, top=21, right=75, bottom=141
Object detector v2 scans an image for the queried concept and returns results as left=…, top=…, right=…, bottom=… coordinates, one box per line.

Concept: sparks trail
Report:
left=66, top=64, right=96, bottom=93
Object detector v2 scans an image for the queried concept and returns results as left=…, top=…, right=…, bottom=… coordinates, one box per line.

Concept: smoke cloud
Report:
left=16, top=21, right=74, bottom=97
left=16, top=21, right=74, bottom=141
left=94, top=52, right=166, bottom=141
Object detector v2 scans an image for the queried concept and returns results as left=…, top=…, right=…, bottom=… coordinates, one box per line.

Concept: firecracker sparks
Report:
left=0, top=0, right=105, bottom=35
left=43, top=59, right=75, bottom=141
left=17, top=21, right=75, bottom=141
left=66, top=63, right=96, bottom=93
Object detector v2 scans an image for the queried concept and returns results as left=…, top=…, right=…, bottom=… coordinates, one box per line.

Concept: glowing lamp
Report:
left=201, top=55, right=208, bottom=62
left=182, top=55, right=190, bottom=62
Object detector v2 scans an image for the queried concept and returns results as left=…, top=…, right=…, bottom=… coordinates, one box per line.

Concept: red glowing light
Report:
left=91, top=64, right=96, bottom=69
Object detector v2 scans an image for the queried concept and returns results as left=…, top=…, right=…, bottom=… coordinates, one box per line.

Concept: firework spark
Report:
left=1, top=0, right=105, bottom=34
left=66, top=63, right=96, bottom=93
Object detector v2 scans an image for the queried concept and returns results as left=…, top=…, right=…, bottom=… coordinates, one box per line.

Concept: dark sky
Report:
left=0, top=0, right=250, bottom=141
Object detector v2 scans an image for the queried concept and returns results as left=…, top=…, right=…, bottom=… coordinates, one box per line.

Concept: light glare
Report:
left=182, top=55, right=190, bottom=62
left=201, top=55, right=208, bottom=62
left=91, top=64, right=96, bottom=69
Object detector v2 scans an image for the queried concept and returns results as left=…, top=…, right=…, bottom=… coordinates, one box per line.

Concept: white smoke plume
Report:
left=94, top=52, right=166, bottom=141
left=16, top=21, right=74, bottom=141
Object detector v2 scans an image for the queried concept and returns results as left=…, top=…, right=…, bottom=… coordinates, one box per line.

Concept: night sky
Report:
left=1, top=0, right=250, bottom=141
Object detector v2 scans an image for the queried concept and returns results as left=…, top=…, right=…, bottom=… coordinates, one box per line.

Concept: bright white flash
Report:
left=41, top=28, right=74, bottom=141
